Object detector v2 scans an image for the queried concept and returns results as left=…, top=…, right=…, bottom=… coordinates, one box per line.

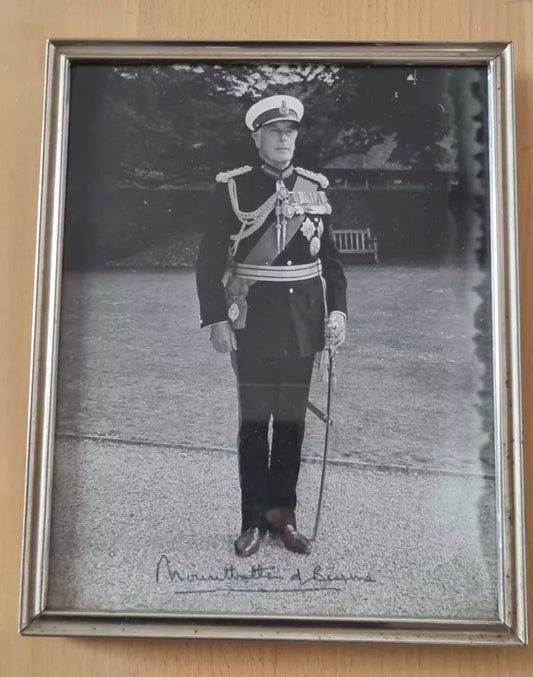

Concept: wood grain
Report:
left=1, top=0, right=532, bottom=675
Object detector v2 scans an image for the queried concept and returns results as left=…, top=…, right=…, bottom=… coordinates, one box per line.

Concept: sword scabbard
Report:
left=312, top=344, right=336, bottom=541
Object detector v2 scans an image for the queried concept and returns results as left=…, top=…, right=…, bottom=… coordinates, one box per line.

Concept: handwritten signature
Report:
left=156, top=555, right=376, bottom=595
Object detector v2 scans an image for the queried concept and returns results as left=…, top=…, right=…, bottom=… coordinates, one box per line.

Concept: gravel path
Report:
left=48, top=437, right=498, bottom=620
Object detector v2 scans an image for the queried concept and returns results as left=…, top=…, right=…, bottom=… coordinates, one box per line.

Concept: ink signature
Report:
left=156, top=555, right=376, bottom=595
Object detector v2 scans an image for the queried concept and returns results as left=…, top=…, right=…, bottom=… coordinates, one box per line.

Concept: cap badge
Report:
left=279, top=99, right=290, bottom=115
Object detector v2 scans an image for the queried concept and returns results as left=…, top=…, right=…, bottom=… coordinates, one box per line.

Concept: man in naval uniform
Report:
left=196, top=94, right=347, bottom=557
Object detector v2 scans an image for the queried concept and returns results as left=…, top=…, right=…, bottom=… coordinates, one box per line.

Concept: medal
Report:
left=277, top=184, right=288, bottom=200
left=300, top=217, right=315, bottom=240
left=228, top=302, right=240, bottom=321
left=310, top=236, right=321, bottom=256
left=282, top=203, right=295, bottom=218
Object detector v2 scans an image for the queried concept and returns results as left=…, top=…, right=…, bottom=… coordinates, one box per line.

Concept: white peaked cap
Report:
left=245, top=95, right=304, bottom=131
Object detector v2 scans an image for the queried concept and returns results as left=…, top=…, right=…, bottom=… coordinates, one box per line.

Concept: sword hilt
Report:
left=326, top=340, right=337, bottom=389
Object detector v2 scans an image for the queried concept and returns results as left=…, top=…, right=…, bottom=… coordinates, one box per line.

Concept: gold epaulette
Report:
left=294, top=166, right=329, bottom=189
left=215, top=166, right=253, bottom=183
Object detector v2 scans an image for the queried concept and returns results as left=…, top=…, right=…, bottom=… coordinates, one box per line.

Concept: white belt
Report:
left=233, top=261, right=322, bottom=282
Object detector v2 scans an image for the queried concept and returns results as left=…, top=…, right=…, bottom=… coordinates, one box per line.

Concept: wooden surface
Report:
left=1, top=0, right=532, bottom=674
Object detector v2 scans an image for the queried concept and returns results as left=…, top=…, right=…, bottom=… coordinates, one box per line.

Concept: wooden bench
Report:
left=333, top=228, right=378, bottom=263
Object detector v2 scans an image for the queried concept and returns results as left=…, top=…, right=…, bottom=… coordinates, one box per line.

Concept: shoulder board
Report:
left=294, top=166, right=329, bottom=188
left=215, top=166, right=253, bottom=183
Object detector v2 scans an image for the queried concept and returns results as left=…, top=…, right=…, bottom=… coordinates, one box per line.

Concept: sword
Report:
left=306, top=341, right=336, bottom=541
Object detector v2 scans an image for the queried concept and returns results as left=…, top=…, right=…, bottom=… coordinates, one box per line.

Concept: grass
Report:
left=55, top=265, right=493, bottom=474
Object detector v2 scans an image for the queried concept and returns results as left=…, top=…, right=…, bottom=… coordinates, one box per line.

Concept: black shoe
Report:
left=272, top=525, right=312, bottom=555
left=234, top=527, right=263, bottom=557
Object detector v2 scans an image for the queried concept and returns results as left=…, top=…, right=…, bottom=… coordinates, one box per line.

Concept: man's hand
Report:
left=326, top=311, right=346, bottom=349
left=210, top=322, right=237, bottom=353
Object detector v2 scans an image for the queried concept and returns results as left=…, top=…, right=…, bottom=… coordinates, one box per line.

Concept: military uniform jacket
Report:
left=196, top=163, right=347, bottom=359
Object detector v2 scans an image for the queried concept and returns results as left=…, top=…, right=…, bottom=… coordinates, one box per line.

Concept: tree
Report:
left=68, top=62, right=458, bottom=190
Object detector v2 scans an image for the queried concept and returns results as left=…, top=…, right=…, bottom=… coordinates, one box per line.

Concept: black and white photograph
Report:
left=20, top=42, right=525, bottom=642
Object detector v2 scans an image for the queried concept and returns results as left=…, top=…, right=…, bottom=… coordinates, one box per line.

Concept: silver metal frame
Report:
left=19, top=40, right=526, bottom=644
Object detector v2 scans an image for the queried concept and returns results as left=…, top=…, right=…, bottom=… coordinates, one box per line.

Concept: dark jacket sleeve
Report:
left=320, top=193, right=348, bottom=317
left=195, top=184, right=232, bottom=327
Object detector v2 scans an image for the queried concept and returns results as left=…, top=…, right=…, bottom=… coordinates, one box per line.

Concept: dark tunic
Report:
left=196, top=164, right=347, bottom=357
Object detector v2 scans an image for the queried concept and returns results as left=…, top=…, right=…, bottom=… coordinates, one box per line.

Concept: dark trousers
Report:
left=234, top=351, right=314, bottom=532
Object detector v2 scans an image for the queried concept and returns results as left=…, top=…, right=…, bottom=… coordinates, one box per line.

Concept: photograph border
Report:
left=19, top=39, right=527, bottom=645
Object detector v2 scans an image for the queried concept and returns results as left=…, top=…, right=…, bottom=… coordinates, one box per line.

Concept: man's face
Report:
left=252, top=121, right=298, bottom=167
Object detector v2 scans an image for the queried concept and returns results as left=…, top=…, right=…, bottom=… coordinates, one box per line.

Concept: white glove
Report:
left=326, top=311, right=346, bottom=349
left=210, top=322, right=237, bottom=353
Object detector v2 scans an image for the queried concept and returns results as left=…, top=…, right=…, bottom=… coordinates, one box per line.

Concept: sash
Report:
left=243, top=175, right=320, bottom=265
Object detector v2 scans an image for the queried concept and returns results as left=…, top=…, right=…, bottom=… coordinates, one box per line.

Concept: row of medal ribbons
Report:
left=283, top=189, right=331, bottom=216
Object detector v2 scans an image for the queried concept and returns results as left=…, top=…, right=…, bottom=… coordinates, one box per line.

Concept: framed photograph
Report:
left=20, top=40, right=526, bottom=644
